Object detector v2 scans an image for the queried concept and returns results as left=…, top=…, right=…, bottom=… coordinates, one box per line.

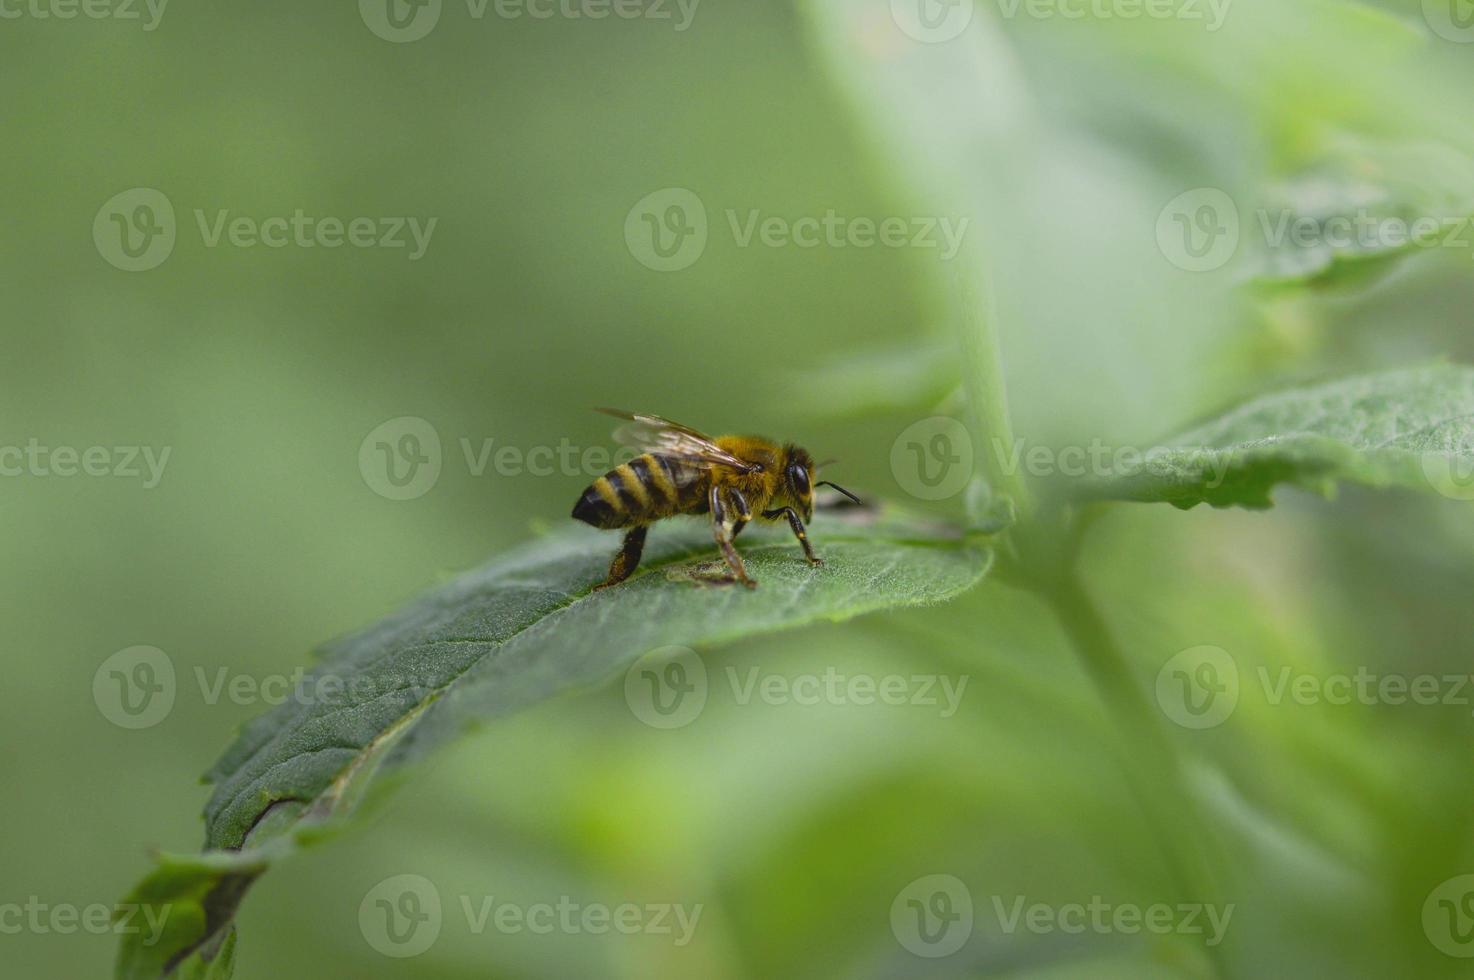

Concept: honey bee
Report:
left=571, top=409, right=861, bottom=589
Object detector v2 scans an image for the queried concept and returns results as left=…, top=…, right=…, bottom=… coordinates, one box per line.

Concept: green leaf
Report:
left=1074, top=364, right=1474, bottom=510
left=797, top=0, right=1253, bottom=455
left=789, top=340, right=959, bottom=420
left=113, top=849, right=264, bottom=980
left=117, top=504, right=989, bottom=978
left=1249, top=140, right=1474, bottom=290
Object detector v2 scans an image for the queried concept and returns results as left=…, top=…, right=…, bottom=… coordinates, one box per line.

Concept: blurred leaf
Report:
left=1075, top=363, right=1474, bottom=508
left=799, top=0, right=1249, bottom=451
left=1249, top=140, right=1474, bottom=290
left=114, top=849, right=263, bottom=980
left=180, top=929, right=236, bottom=980
left=791, top=340, right=958, bottom=419
left=117, top=504, right=990, bottom=977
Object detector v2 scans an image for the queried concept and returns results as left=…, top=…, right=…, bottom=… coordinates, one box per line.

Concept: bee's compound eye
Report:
left=787, top=463, right=811, bottom=496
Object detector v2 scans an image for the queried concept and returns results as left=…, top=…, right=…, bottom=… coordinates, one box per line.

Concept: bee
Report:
left=571, top=409, right=861, bottom=589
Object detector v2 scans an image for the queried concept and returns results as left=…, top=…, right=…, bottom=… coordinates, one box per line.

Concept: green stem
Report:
left=950, top=257, right=1033, bottom=524
left=1041, top=562, right=1228, bottom=976
left=949, top=251, right=1221, bottom=969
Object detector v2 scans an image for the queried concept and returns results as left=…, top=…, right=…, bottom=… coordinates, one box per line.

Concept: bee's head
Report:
left=780, top=446, right=815, bottom=522
left=783, top=445, right=861, bottom=523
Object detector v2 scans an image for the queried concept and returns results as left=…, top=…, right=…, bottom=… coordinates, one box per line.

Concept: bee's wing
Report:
left=595, top=408, right=759, bottom=473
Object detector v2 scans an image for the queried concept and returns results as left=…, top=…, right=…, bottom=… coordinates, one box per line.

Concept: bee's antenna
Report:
left=816, top=481, right=862, bottom=505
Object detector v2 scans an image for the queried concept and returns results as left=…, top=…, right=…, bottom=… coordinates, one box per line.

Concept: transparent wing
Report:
left=595, top=408, right=758, bottom=473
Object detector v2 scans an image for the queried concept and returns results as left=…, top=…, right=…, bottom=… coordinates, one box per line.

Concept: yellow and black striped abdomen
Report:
left=571, top=453, right=705, bottom=529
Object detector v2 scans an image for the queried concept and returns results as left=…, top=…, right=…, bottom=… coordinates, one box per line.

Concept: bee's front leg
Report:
left=708, top=486, right=756, bottom=588
left=763, top=507, right=822, bottom=565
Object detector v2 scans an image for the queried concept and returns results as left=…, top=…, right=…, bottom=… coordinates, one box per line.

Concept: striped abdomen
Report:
left=571, top=453, right=706, bottom=529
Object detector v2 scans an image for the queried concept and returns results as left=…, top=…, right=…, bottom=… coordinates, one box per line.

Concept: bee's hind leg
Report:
left=593, top=525, right=648, bottom=591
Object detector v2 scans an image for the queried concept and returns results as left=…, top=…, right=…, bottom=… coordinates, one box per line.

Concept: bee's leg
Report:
left=593, top=525, right=648, bottom=590
left=729, top=487, right=751, bottom=540
left=707, top=487, right=756, bottom=588
left=763, top=507, right=822, bottom=565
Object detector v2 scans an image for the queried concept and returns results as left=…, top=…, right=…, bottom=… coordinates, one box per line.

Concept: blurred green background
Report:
left=6, top=0, right=1474, bottom=976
